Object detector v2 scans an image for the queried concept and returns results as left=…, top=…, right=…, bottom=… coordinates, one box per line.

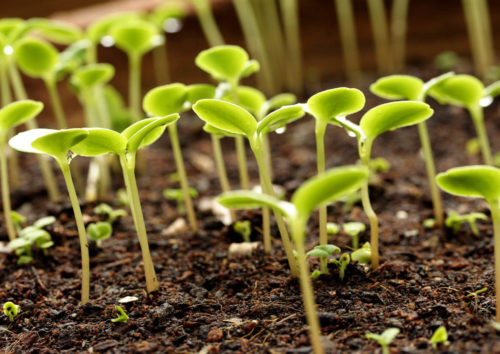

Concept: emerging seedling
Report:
left=87, top=222, right=112, bottom=247
left=0, top=100, right=43, bottom=240
left=429, top=326, right=450, bottom=349
left=111, top=305, right=129, bottom=323
left=94, top=203, right=126, bottom=223
left=445, top=210, right=487, bottom=236
left=343, top=221, right=366, bottom=249
left=332, top=253, right=350, bottom=280
left=218, top=165, right=369, bottom=354
left=233, top=220, right=252, bottom=243
left=306, top=88, right=365, bottom=247
left=467, top=287, right=487, bottom=313
left=163, top=188, right=198, bottom=216
left=351, top=242, right=372, bottom=265
left=306, top=244, right=340, bottom=278
left=9, top=128, right=91, bottom=303
left=436, top=165, right=500, bottom=321
left=366, top=328, right=400, bottom=354
left=327, top=222, right=340, bottom=236
left=3, top=302, right=20, bottom=322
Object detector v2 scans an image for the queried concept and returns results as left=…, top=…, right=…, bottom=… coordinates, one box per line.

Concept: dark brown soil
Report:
left=1, top=74, right=500, bottom=353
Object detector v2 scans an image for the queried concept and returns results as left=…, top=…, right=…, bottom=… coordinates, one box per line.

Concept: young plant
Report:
left=111, top=305, right=129, bottom=323
left=3, top=302, right=20, bottom=322
left=306, top=88, right=365, bottom=247
left=351, top=242, right=372, bottom=265
left=370, top=72, right=454, bottom=227
left=233, top=220, right=252, bottom=243
left=467, top=287, right=487, bottom=313
left=70, top=115, right=180, bottom=293
left=218, top=165, right=369, bottom=354
left=87, top=222, right=112, bottom=247
left=436, top=165, right=500, bottom=321
left=332, top=253, right=350, bottom=280
left=163, top=188, right=198, bottom=216
left=365, top=327, right=400, bottom=354
left=94, top=203, right=127, bottom=223
left=0, top=100, right=43, bottom=240
left=429, top=326, right=450, bottom=349
left=332, top=101, right=434, bottom=267
left=327, top=222, right=340, bottom=236
left=9, top=128, right=91, bottom=304
left=306, top=244, right=340, bottom=278
left=445, top=210, right=487, bottom=236
left=343, top=221, right=366, bottom=249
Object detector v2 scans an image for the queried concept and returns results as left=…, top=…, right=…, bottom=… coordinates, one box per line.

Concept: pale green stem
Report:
left=229, top=82, right=250, bottom=190
left=292, top=223, right=324, bottom=354
left=367, top=0, right=392, bottom=73
left=59, top=160, right=90, bottom=304
left=469, top=105, right=493, bottom=165
left=191, top=0, right=225, bottom=46
left=477, top=0, right=495, bottom=77
left=45, top=79, right=67, bottom=129
left=129, top=54, right=142, bottom=123
left=86, top=43, right=97, bottom=64
left=262, top=134, right=273, bottom=181
left=0, top=136, right=16, bottom=240
left=417, top=121, right=443, bottom=227
left=93, top=86, right=112, bottom=129
left=280, top=0, right=303, bottom=93
left=210, top=133, right=236, bottom=221
left=153, top=40, right=170, bottom=85
left=334, top=0, right=361, bottom=83
left=168, top=123, right=197, bottom=232
left=489, top=200, right=500, bottom=322
left=391, top=0, right=409, bottom=72
left=315, top=120, right=328, bottom=248
left=119, top=154, right=159, bottom=293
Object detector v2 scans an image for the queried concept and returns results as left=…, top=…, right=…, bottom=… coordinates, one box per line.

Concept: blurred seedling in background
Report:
left=466, top=287, right=487, bottom=313
left=3, top=302, right=20, bottom=322
left=327, top=222, right=340, bottom=236
left=429, top=326, right=450, bottom=349
left=306, top=244, right=340, bottom=278
left=163, top=188, right=198, bottom=216
left=351, top=242, right=372, bottom=265
left=111, top=305, right=129, bottom=323
left=331, top=253, right=350, bottom=281
left=218, top=165, right=368, bottom=354
left=342, top=221, right=366, bottom=249
left=233, top=220, right=252, bottom=243
left=445, top=210, right=487, bottom=236
left=94, top=203, right=127, bottom=223
left=87, top=222, right=112, bottom=247
left=365, top=328, right=400, bottom=354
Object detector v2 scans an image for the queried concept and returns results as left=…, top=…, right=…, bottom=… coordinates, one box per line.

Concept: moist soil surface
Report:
left=1, top=74, right=500, bottom=353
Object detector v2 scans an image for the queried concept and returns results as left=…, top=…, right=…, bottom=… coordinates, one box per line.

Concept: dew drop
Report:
left=163, top=18, right=183, bottom=33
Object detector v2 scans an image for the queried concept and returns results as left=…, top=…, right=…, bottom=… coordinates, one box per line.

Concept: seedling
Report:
left=429, top=326, right=450, bottom=349
left=467, top=287, right=487, bottom=313
left=0, top=100, right=43, bottom=240
left=94, top=203, right=127, bottom=223
left=87, top=222, right=112, bottom=247
left=306, top=244, right=340, bottom=277
left=445, top=210, right=487, bottom=236
left=332, top=253, right=350, bottom=280
left=9, top=128, right=91, bottom=304
left=70, top=115, right=180, bottom=293
left=351, top=242, right=372, bottom=265
left=306, top=88, right=365, bottom=247
left=27, top=18, right=83, bottom=45
left=233, top=220, right=252, bottom=243
left=327, top=222, right=340, bottom=235
left=218, top=165, right=369, bottom=354
left=111, top=305, right=129, bottom=323
left=343, top=221, right=366, bottom=249
left=436, top=165, right=500, bottom=321
left=3, top=302, right=20, bottom=322
left=333, top=101, right=433, bottom=268
left=366, top=327, right=400, bottom=354
left=163, top=188, right=198, bottom=216
left=370, top=72, right=453, bottom=227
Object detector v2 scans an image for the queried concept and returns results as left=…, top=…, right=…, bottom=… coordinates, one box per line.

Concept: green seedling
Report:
left=103, top=85, right=133, bottom=132
left=366, top=327, right=400, bottom=354
left=445, top=210, right=487, bottom=236
left=436, top=165, right=500, bottom=321
left=71, top=115, right=180, bottom=293
left=218, top=165, right=369, bottom=354
left=467, top=287, right=487, bottom=313
left=94, top=203, right=126, bottom=223
left=332, top=253, right=350, bottom=280
left=306, top=88, right=365, bottom=248
left=0, top=100, right=43, bottom=241
left=327, top=222, right=340, bottom=235
left=87, top=222, right=112, bottom=247
left=343, top=221, right=366, bottom=249
left=193, top=99, right=305, bottom=274
left=429, top=326, right=450, bottom=349
left=143, top=83, right=198, bottom=231
left=187, top=0, right=224, bottom=47
left=3, top=302, right=20, bottom=322
left=163, top=188, right=198, bottom=216
left=111, top=305, right=129, bottom=323
left=370, top=72, right=453, bottom=227
left=27, top=18, right=83, bottom=45
left=423, top=218, right=436, bottom=229
left=332, top=101, right=434, bottom=268
left=10, top=211, right=26, bottom=232
left=306, top=244, right=340, bottom=277
left=368, top=157, right=391, bottom=174
left=351, top=242, right=372, bottom=265
left=233, top=220, right=252, bottom=243
left=115, top=188, right=129, bottom=207
left=9, top=128, right=91, bottom=304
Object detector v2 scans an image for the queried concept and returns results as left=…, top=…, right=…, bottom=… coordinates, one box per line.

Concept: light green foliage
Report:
left=87, top=222, right=112, bottom=245
left=14, top=37, right=59, bottom=80
left=27, top=18, right=83, bottom=45
left=55, top=40, right=90, bottom=80
left=366, top=328, right=400, bottom=354
left=111, top=305, right=129, bottom=323
left=307, top=88, right=365, bottom=123
left=467, top=287, right=487, bottom=312
left=70, top=63, right=115, bottom=92
left=326, top=222, right=340, bottom=235
left=370, top=75, right=423, bottom=101
left=334, top=253, right=350, bottom=280
left=94, top=203, right=126, bottom=223
left=86, top=12, right=142, bottom=45
left=429, top=326, right=450, bottom=349
left=445, top=210, right=487, bottom=236
left=429, top=74, right=483, bottom=108
left=186, top=84, right=216, bottom=105
left=111, top=20, right=160, bottom=57
left=10, top=211, right=26, bottom=230
left=3, top=302, right=20, bottom=322
left=0, top=100, right=43, bottom=134
left=233, top=220, right=252, bottom=243
left=484, top=81, right=500, bottom=101
left=143, top=83, right=188, bottom=115
left=103, top=86, right=133, bottom=132
left=163, top=188, right=198, bottom=214
left=351, top=242, right=371, bottom=264
left=307, top=244, right=341, bottom=276
left=367, top=157, right=391, bottom=173
left=149, top=3, right=187, bottom=30
left=343, top=221, right=366, bottom=249
left=423, top=218, right=436, bottom=229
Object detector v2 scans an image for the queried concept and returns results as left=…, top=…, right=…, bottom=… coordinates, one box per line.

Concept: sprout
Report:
left=9, top=128, right=91, bottom=303
left=351, top=242, right=372, bottom=265
left=306, top=244, right=340, bottom=277
left=429, top=326, right=450, bottom=349
left=467, top=287, right=487, bottom=313
left=326, top=222, right=340, bottom=235
left=342, top=221, right=366, bottom=249
left=333, top=253, right=350, bottom=281
left=306, top=88, right=365, bottom=248
left=218, top=165, right=369, bottom=354
left=0, top=100, right=43, bottom=241
left=436, top=165, right=500, bottom=321
left=365, top=328, right=400, bottom=354
left=445, top=210, right=487, bottom=236
left=87, top=222, right=112, bottom=247
left=3, top=302, right=20, bottom=322
left=94, top=203, right=127, bottom=223
left=111, top=305, right=129, bottom=323
left=233, top=220, right=252, bottom=243
left=163, top=188, right=198, bottom=216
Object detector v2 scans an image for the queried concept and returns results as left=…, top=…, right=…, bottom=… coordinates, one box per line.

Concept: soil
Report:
left=2, top=71, right=500, bottom=353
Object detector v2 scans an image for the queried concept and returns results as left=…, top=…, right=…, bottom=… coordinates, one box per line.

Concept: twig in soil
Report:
left=31, top=266, right=47, bottom=292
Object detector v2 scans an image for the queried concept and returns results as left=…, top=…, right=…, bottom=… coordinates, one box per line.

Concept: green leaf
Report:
left=86, top=12, right=142, bottom=44
left=342, top=222, right=366, bottom=237
left=217, top=190, right=295, bottom=219
left=436, top=165, right=500, bottom=202
left=370, top=75, right=423, bottom=101
left=103, top=85, right=132, bottom=132
left=111, top=20, right=159, bottom=56
left=428, top=74, right=484, bottom=108
left=28, top=18, right=83, bottom=44
left=195, top=45, right=249, bottom=82
left=484, top=81, right=500, bottom=99
left=307, top=88, right=365, bottom=123
left=222, top=86, right=266, bottom=117
left=240, top=59, right=260, bottom=79
left=125, top=115, right=179, bottom=153
left=70, top=63, right=115, bottom=91
left=315, top=244, right=341, bottom=255
left=291, top=165, right=369, bottom=220
left=0, top=100, right=43, bottom=132
left=360, top=101, right=433, bottom=142
left=111, top=305, right=129, bottom=323
left=33, top=216, right=56, bottom=228
left=72, top=128, right=127, bottom=156
left=306, top=249, right=329, bottom=259
left=143, top=83, right=187, bottom=116
left=8, top=237, right=31, bottom=249
left=266, top=93, right=297, bottom=112
left=351, top=242, right=371, bottom=264
left=186, top=84, right=216, bottom=105
left=256, top=105, right=305, bottom=135
left=55, top=39, right=91, bottom=80
left=0, top=18, right=26, bottom=43
left=430, top=326, right=450, bottom=349
left=14, top=37, right=59, bottom=79
left=87, top=222, right=112, bottom=241
left=202, top=123, right=240, bottom=138
left=31, top=129, right=89, bottom=159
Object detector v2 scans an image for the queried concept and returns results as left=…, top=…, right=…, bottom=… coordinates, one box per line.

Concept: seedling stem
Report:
left=129, top=54, right=141, bottom=123
left=0, top=140, right=16, bottom=240
left=469, top=104, right=492, bottom=165
left=45, top=80, right=67, bottom=129
left=211, top=133, right=236, bottom=222
left=315, top=120, right=328, bottom=248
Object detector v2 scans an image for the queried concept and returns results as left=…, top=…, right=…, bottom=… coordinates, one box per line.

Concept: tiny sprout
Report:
left=87, top=222, right=112, bottom=246
left=233, top=220, right=252, bottom=243
left=366, top=327, right=400, bottom=354
left=445, top=210, right=487, bottom=236
left=429, top=326, right=450, bottom=349
left=367, top=157, right=390, bottom=173
left=163, top=188, right=198, bottom=215
left=3, top=302, right=20, bottom=322
left=307, top=244, right=341, bottom=276
left=423, top=218, right=436, bottom=229
left=351, top=242, right=371, bottom=265
left=337, top=253, right=350, bottom=280
left=94, top=203, right=127, bottom=223
left=467, top=287, right=487, bottom=313
left=327, top=222, right=340, bottom=235
left=343, top=221, right=366, bottom=249
left=111, top=305, right=129, bottom=323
